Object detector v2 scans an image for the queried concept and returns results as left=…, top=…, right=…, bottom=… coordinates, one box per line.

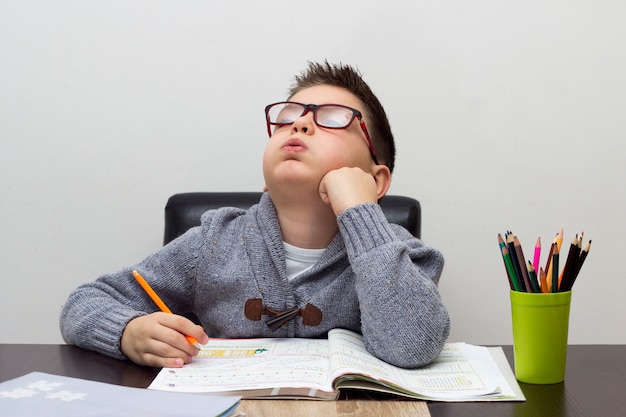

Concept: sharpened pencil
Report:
left=539, top=267, right=548, bottom=293
left=527, top=261, right=541, bottom=293
left=501, top=246, right=521, bottom=291
left=498, top=234, right=515, bottom=290
left=544, top=241, right=557, bottom=292
left=506, top=233, right=526, bottom=292
left=562, top=240, right=591, bottom=291
left=532, top=237, right=541, bottom=275
left=551, top=252, right=559, bottom=292
left=514, top=236, right=533, bottom=292
left=132, top=270, right=199, bottom=346
left=559, top=235, right=581, bottom=291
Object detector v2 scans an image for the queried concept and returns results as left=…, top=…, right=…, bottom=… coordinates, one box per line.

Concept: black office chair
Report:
left=164, top=192, right=421, bottom=245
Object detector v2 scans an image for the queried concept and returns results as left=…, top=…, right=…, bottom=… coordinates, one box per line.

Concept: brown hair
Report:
left=288, top=61, right=396, bottom=173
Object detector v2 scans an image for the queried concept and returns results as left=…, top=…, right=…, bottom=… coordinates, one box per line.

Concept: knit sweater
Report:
left=60, top=193, right=450, bottom=368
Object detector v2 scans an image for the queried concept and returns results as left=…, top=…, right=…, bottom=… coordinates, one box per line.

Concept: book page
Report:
left=148, top=337, right=335, bottom=395
left=394, top=343, right=507, bottom=399
left=328, top=329, right=509, bottom=400
left=328, top=329, right=402, bottom=382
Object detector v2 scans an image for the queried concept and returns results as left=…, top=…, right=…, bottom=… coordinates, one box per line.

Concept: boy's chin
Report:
left=265, top=177, right=322, bottom=197
left=266, top=165, right=322, bottom=187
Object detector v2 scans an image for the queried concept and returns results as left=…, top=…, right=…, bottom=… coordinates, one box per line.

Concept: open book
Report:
left=148, top=328, right=524, bottom=402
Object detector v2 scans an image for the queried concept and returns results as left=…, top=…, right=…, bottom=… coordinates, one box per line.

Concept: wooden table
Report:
left=1, top=344, right=625, bottom=416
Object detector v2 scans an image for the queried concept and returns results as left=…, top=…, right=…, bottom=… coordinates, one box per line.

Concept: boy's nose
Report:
left=291, top=111, right=315, bottom=134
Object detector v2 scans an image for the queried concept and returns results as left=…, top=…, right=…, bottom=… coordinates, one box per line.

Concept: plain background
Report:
left=1, top=1, right=624, bottom=345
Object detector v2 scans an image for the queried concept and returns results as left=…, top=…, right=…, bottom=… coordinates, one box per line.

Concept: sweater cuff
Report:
left=89, top=309, right=144, bottom=360
left=337, top=203, right=396, bottom=254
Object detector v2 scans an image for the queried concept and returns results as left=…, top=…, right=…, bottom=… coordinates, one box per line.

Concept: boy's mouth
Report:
left=281, top=138, right=307, bottom=152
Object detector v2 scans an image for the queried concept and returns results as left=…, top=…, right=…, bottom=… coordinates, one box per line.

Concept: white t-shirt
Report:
left=283, top=241, right=325, bottom=281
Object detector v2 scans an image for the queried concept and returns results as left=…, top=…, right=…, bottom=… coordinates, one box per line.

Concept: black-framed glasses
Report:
left=265, top=101, right=379, bottom=164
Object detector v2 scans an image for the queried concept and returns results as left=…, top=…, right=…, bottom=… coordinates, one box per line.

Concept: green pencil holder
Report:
left=510, top=290, right=572, bottom=384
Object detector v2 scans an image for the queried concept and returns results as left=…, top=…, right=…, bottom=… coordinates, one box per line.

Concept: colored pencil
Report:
left=551, top=252, right=559, bottom=292
left=132, top=270, right=199, bottom=346
left=558, top=235, right=581, bottom=291
left=544, top=241, right=557, bottom=292
left=555, top=228, right=564, bottom=251
left=514, top=236, right=533, bottom=292
left=527, top=261, right=541, bottom=292
left=539, top=267, right=548, bottom=293
left=562, top=240, right=591, bottom=291
left=506, top=233, right=526, bottom=292
left=501, top=246, right=521, bottom=291
left=497, top=234, right=514, bottom=290
left=532, top=237, right=541, bottom=274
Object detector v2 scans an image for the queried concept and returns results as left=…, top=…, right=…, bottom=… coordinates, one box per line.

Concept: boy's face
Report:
left=262, top=85, right=375, bottom=193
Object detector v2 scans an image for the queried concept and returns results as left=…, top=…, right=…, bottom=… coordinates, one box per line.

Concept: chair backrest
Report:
left=164, top=192, right=421, bottom=245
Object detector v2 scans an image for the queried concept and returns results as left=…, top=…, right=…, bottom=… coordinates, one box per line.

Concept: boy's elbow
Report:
left=415, top=319, right=451, bottom=367
left=59, top=302, right=79, bottom=345
left=383, top=315, right=451, bottom=369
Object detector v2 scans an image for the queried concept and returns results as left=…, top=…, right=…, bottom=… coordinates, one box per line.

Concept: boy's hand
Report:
left=121, top=312, right=209, bottom=368
left=319, top=167, right=378, bottom=216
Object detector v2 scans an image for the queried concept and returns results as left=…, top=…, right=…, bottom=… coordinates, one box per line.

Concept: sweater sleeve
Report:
left=59, top=227, right=204, bottom=359
left=337, top=202, right=450, bottom=368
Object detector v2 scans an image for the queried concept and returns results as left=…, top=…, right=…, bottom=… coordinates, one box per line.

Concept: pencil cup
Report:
left=509, top=290, right=572, bottom=384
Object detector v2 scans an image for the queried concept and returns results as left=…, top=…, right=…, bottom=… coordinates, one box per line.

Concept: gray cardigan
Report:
left=60, top=193, right=450, bottom=368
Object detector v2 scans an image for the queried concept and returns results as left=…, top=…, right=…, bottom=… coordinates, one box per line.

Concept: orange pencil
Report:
left=539, top=267, right=549, bottom=293
left=555, top=228, right=564, bottom=252
left=545, top=230, right=563, bottom=292
left=132, top=270, right=199, bottom=346
left=544, top=241, right=557, bottom=292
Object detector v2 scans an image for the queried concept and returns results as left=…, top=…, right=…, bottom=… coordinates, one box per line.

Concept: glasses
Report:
left=265, top=101, right=379, bottom=164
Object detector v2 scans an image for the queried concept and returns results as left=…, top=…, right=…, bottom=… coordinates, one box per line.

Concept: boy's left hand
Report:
left=319, top=167, right=378, bottom=216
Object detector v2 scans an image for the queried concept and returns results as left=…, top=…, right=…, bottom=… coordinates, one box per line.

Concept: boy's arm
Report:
left=59, top=228, right=204, bottom=360
left=337, top=202, right=450, bottom=369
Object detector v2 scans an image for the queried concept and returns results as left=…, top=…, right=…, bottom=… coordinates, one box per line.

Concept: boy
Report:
left=60, top=61, right=450, bottom=369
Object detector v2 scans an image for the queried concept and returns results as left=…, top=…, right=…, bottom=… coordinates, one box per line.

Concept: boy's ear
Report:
left=371, top=165, right=391, bottom=200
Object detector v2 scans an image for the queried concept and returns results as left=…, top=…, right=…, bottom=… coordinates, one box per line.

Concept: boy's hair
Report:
left=288, top=61, right=396, bottom=173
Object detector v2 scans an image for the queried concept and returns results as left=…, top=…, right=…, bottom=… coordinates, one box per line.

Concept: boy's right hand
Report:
left=120, top=312, right=209, bottom=368
left=319, top=167, right=379, bottom=216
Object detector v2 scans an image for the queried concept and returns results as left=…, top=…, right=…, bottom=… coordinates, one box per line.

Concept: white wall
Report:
left=1, top=1, right=625, bottom=345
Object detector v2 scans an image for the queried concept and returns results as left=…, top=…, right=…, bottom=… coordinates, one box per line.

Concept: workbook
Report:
left=0, top=372, right=241, bottom=417
left=148, top=328, right=525, bottom=402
